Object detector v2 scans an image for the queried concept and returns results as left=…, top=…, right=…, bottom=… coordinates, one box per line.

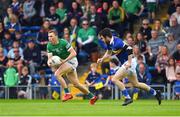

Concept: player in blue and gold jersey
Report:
left=97, top=28, right=161, bottom=106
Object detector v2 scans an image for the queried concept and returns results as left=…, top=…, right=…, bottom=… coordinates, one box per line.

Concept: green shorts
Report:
left=147, top=3, right=156, bottom=12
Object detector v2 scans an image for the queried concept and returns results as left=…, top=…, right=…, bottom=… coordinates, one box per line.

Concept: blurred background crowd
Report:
left=0, top=0, right=179, bottom=100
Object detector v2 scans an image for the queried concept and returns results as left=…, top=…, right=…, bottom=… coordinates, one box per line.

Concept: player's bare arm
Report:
left=97, top=50, right=112, bottom=63
left=47, top=52, right=53, bottom=67
left=60, top=47, right=77, bottom=65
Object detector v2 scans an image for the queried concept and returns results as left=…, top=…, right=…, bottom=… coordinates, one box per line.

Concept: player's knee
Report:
left=111, top=77, right=118, bottom=83
left=54, top=72, right=62, bottom=78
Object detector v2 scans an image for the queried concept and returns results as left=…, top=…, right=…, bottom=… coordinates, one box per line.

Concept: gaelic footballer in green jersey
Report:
left=47, top=29, right=98, bottom=104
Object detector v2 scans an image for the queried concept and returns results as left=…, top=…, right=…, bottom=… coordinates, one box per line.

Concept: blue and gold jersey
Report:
left=107, top=36, right=125, bottom=55
left=106, top=36, right=132, bottom=64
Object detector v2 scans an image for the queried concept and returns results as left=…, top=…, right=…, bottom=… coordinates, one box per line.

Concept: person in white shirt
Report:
left=171, top=5, right=180, bottom=24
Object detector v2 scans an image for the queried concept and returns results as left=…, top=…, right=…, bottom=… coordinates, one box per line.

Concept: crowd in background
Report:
left=0, top=0, right=179, bottom=99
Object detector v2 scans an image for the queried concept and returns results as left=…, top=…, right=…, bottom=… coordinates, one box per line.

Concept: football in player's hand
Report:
left=48, top=56, right=61, bottom=67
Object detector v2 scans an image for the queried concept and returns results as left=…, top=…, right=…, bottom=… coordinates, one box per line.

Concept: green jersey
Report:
left=122, top=0, right=142, bottom=14
left=4, top=67, right=19, bottom=87
left=77, top=27, right=97, bottom=43
left=108, top=7, right=124, bottom=23
left=56, top=8, right=67, bottom=21
left=47, top=39, right=71, bottom=60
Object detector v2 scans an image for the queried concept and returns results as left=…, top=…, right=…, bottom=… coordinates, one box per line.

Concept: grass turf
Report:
left=0, top=99, right=179, bottom=116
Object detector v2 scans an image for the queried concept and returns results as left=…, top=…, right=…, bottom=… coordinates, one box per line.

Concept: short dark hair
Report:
left=48, top=29, right=58, bottom=35
left=110, top=58, right=119, bottom=66
left=137, top=55, right=143, bottom=60
left=98, top=28, right=112, bottom=38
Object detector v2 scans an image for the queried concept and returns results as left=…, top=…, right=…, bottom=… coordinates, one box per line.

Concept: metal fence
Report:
left=0, top=84, right=179, bottom=100
left=0, top=85, right=61, bottom=99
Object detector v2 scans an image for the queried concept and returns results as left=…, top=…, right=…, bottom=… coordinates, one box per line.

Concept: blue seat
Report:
left=22, top=33, right=38, bottom=38
left=30, top=26, right=41, bottom=31
left=21, top=26, right=41, bottom=32
left=32, top=74, right=40, bottom=79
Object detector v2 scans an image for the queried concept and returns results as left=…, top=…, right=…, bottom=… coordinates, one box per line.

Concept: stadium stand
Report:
left=0, top=0, right=179, bottom=100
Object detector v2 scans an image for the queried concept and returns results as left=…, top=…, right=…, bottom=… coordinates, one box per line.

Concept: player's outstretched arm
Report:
left=97, top=50, right=112, bottom=63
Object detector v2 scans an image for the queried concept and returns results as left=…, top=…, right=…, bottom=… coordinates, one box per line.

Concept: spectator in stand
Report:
left=146, top=0, right=157, bottom=23
left=171, top=4, right=180, bottom=24
left=7, top=40, right=23, bottom=59
left=0, top=0, right=10, bottom=18
left=87, top=4, right=102, bottom=32
left=23, top=40, right=41, bottom=75
left=168, top=16, right=180, bottom=40
left=68, top=1, right=83, bottom=23
left=14, top=31, right=26, bottom=48
left=69, top=17, right=79, bottom=47
left=46, top=6, right=60, bottom=33
left=18, top=66, right=32, bottom=99
left=13, top=47, right=24, bottom=76
left=147, top=30, right=165, bottom=65
left=135, top=32, right=148, bottom=55
left=125, top=36, right=135, bottom=47
left=63, top=27, right=76, bottom=50
left=108, top=0, right=125, bottom=37
left=85, top=63, right=101, bottom=97
left=136, top=62, right=152, bottom=85
left=10, top=0, right=21, bottom=16
left=2, top=31, right=14, bottom=51
left=0, top=22, right=5, bottom=41
left=4, top=59, right=19, bottom=98
left=122, top=0, right=144, bottom=33
left=77, top=19, right=98, bottom=58
left=164, top=33, right=178, bottom=57
left=97, top=1, right=109, bottom=30
left=153, top=19, right=166, bottom=40
left=0, top=43, right=8, bottom=56
left=167, top=0, right=180, bottom=18
left=136, top=55, right=150, bottom=75
left=34, top=0, right=51, bottom=25
left=22, top=0, right=36, bottom=26
left=124, top=31, right=133, bottom=40
left=37, top=20, right=50, bottom=51
left=139, top=19, right=152, bottom=41
left=131, top=45, right=146, bottom=73
left=155, top=45, right=169, bottom=84
left=0, top=47, right=8, bottom=69
left=3, top=7, right=14, bottom=27
left=0, top=47, right=8, bottom=88
left=38, top=69, right=48, bottom=99
left=166, top=57, right=177, bottom=83
left=5, top=14, right=21, bottom=36
left=56, top=1, right=68, bottom=28
left=173, top=43, right=180, bottom=64
left=82, top=0, right=93, bottom=18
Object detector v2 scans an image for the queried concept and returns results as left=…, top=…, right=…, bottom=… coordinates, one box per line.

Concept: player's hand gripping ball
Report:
left=48, top=56, right=62, bottom=67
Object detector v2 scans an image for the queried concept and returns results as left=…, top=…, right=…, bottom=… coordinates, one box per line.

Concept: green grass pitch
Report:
left=0, top=99, right=179, bottom=116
